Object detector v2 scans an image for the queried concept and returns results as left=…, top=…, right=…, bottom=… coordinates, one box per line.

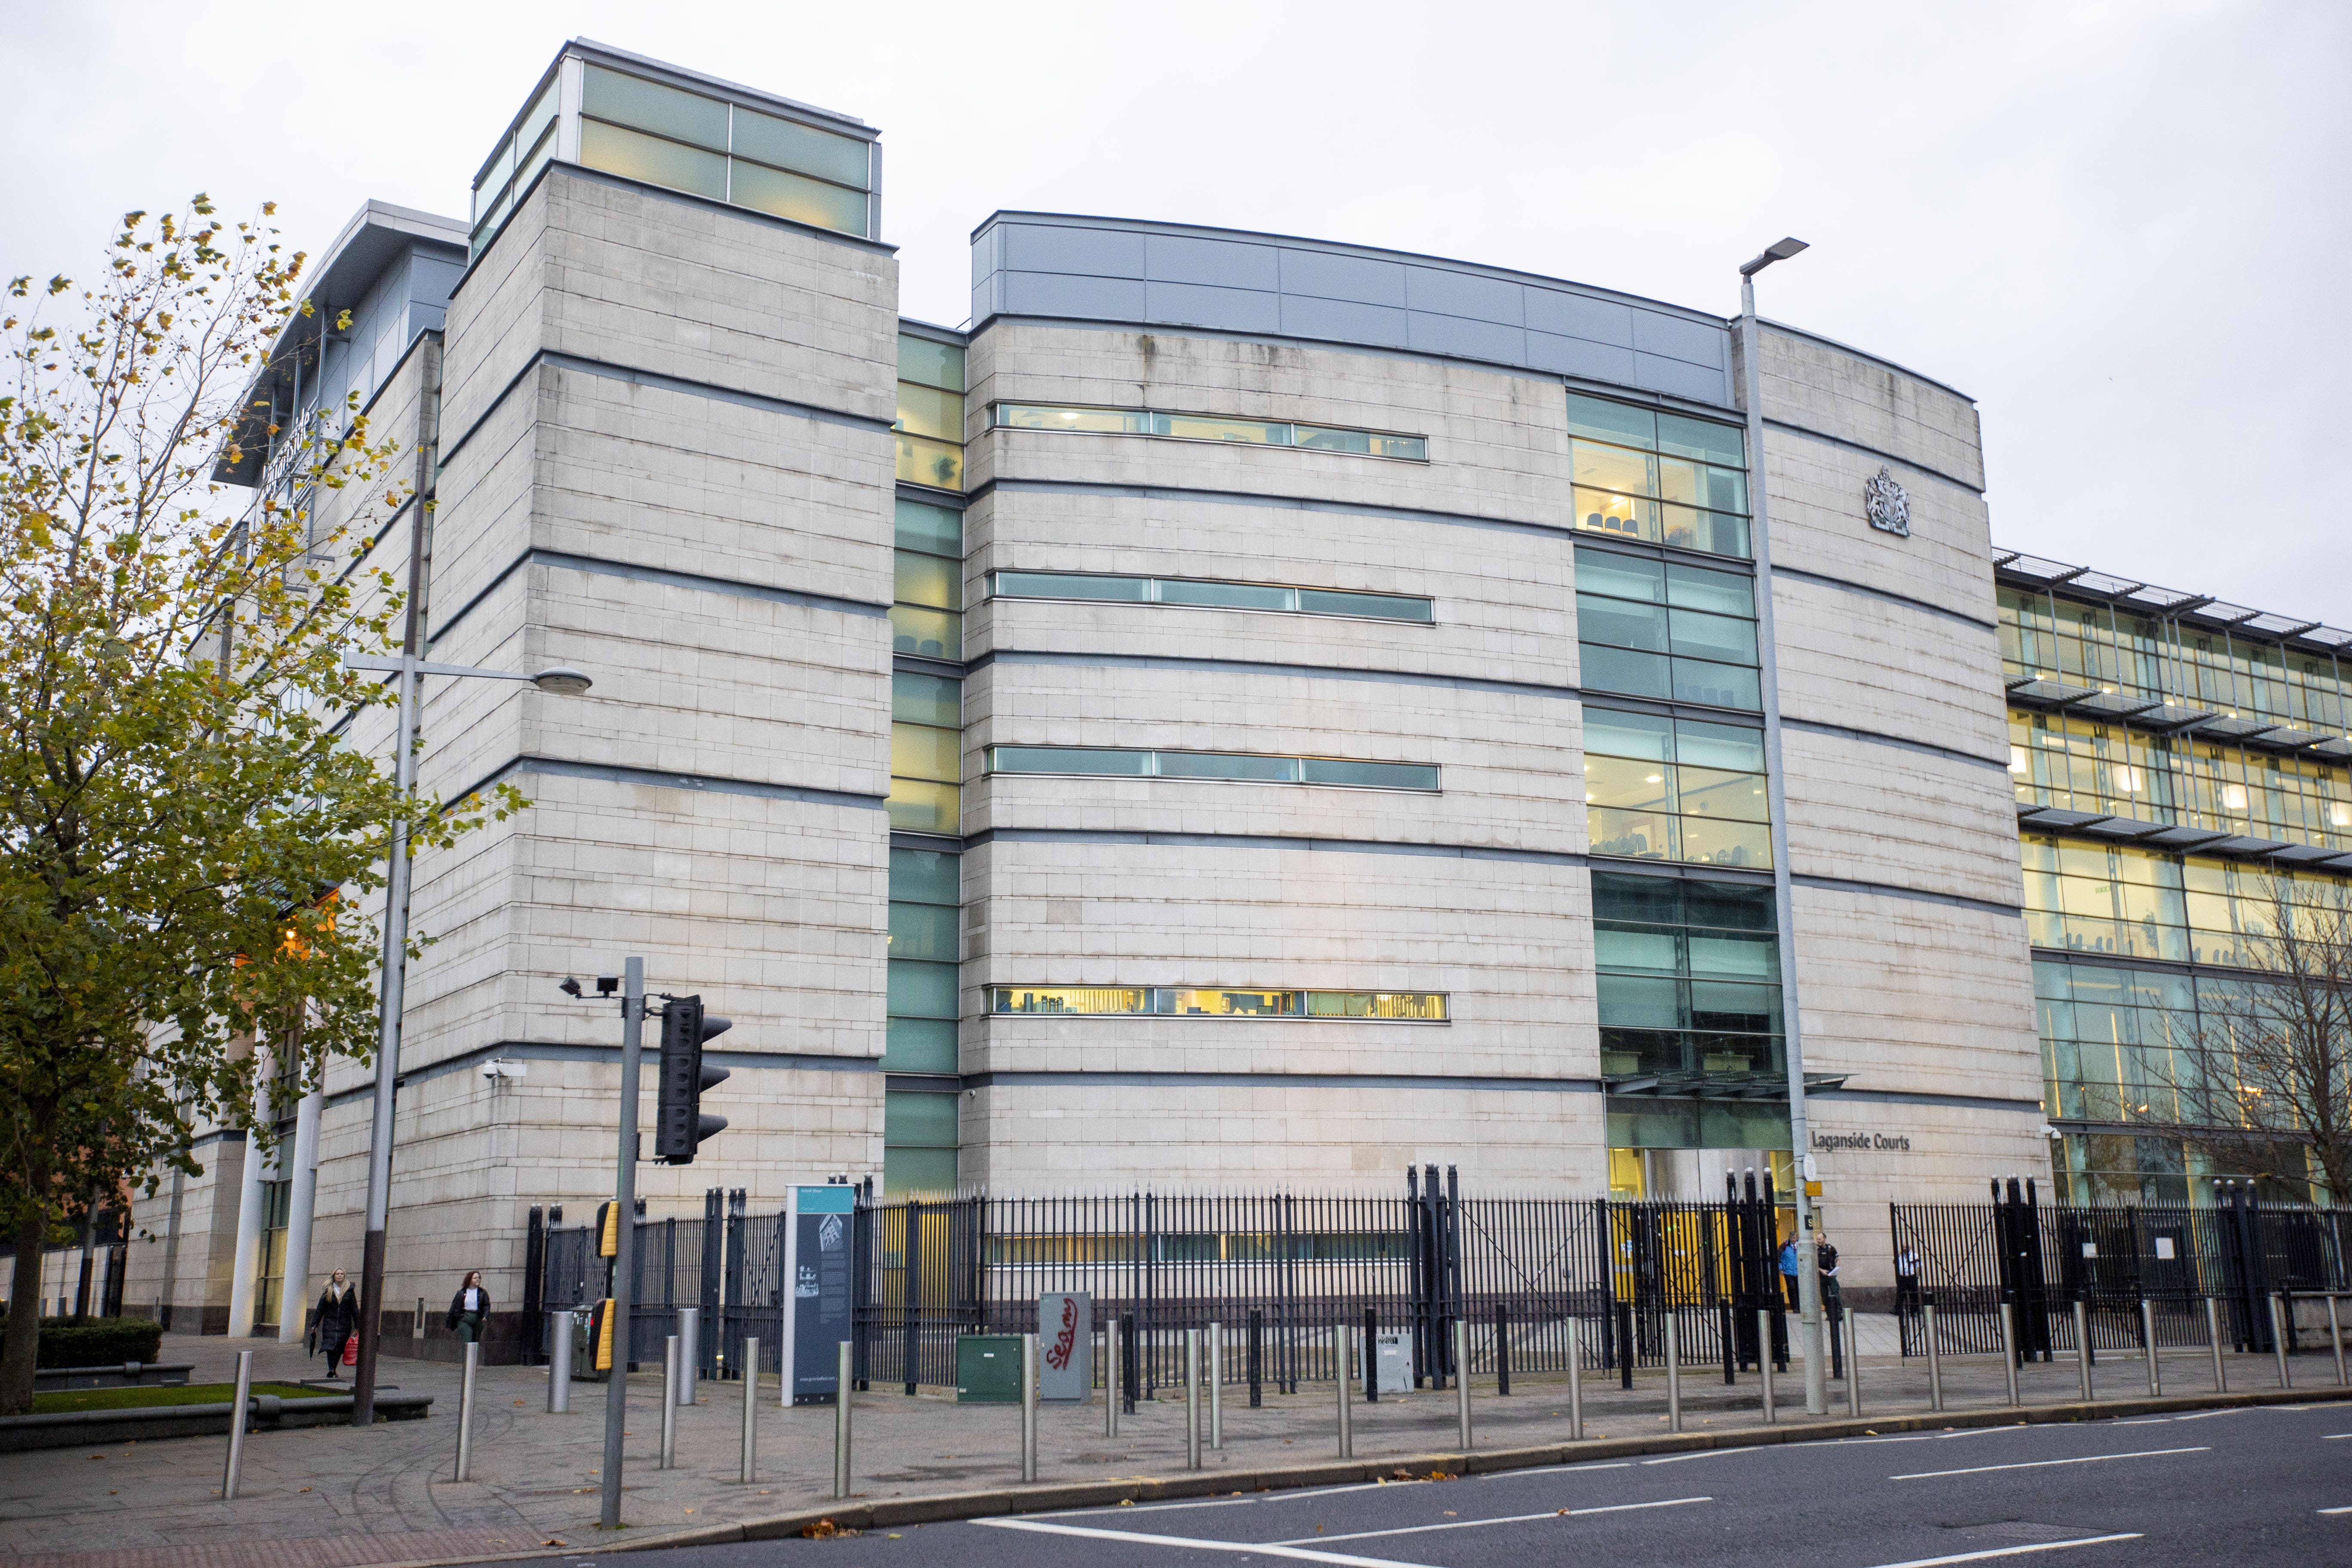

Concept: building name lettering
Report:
left=1811, top=1130, right=1913, bottom=1153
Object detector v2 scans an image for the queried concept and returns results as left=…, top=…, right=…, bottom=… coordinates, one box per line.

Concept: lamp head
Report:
left=559, top=975, right=584, bottom=998
left=531, top=666, right=594, bottom=696
left=1739, top=236, right=1810, bottom=276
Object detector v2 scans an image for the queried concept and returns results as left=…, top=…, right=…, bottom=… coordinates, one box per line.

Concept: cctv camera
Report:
left=560, top=976, right=583, bottom=998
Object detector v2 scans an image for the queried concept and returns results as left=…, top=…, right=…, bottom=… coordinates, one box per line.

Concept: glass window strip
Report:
left=990, top=986, right=1448, bottom=1021
left=993, top=403, right=1427, bottom=462
left=993, top=570, right=1433, bottom=624
left=990, top=745, right=1437, bottom=791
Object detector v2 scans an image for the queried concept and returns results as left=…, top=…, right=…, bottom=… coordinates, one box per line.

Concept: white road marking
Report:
left=1050, top=1482, right=1412, bottom=1519
left=972, top=1516, right=1431, bottom=1568
left=1270, top=1496, right=1712, bottom=1545
left=2322, top=1433, right=2352, bottom=1440
left=2318, top=1505, right=2352, bottom=1514
left=1642, top=1448, right=1756, bottom=1464
left=1856, top=1534, right=2143, bottom=1568
left=1890, top=1446, right=2207, bottom=1481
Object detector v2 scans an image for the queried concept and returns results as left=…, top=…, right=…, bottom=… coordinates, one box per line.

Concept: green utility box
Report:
left=956, top=1334, right=1023, bottom=1403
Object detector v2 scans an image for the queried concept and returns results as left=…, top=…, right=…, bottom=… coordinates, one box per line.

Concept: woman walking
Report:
left=314, top=1268, right=358, bottom=1379
left=446, top=1270, right=491, bottom=1344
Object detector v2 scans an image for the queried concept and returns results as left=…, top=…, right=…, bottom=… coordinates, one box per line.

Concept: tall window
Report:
left=897, top=337, right=965, bottom=492
left=1575, top=545, right=1760, bottom=710
left=1584, top=709, right=1770, bottom=868
left=1594, top=873, right=1782, bottom=1084
left=253, top=1178, right=292, bottom=1330
left=1566, top=392, right=1750, bottom=560
left=894, top=500, right=962, bottom=659
left=885, top=846, right=959, bottom=1194
left=889, top=671, right=961, bottom=834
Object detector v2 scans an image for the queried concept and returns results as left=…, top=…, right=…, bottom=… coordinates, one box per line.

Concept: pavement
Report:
left=0, top=1320, right=2335, bottom=1568
left=614, top=1399, right=2352, bottom=1568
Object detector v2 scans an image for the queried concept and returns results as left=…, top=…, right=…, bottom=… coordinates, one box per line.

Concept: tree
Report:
left=0, top=198, right=514, bottom=1413
left=2168, top=873, right=2352, bottom=1205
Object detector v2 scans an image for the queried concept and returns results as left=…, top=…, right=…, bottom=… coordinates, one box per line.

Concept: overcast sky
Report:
left=5, top=0, right=2343, bottom=625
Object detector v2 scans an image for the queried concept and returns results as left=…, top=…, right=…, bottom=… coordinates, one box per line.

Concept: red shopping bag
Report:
left=343, top=1333, right=358, bottom=1366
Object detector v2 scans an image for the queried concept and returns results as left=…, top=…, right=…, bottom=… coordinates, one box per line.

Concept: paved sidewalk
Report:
left=0, top=1320, right=2328, bottom=1568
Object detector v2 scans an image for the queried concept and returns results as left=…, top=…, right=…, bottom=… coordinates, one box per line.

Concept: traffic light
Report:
left=595, top=1200, right=620, bottom=1258
left=654, top=994, right=731, bottom=1164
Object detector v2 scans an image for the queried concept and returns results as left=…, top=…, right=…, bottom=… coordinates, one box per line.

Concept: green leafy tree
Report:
left=0, top=198, right=511, bottom=1413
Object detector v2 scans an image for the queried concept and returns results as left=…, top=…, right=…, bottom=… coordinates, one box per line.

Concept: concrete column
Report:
left=226, top=1128, right=269, bottom=1338
left=276, top=1080, right=325, bottom=1344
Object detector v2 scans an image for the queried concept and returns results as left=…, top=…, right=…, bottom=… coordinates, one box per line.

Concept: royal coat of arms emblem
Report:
left=1863, top=467, right=1911, bottom=537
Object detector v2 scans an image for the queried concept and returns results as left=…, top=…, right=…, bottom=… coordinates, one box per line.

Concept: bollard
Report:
left=1567, top=1315, right=1585, bottom=1440
left=1923, top=1301, right=1943, bottom=1413
left=2205, top=1296, right=2227, bottom=1393
left=1999, top=1302, right=2021, bottom=1407
left=1757, top=1308, right=1776, bottom=1423
left=1617, top=1298, right=1635, bottom=1391
left=833, top=1341, right=853, bottom=1499
left=1105, top=1323, right=1120, bottom=1437
left=221, top=1349, right=254, bottom=1499
left=2329, top=1296, right=2348, bottom=1388
left=1361, top=1307, right=1378, bottom=1404
left=677, top=1306, right=700, bottom=1407
left=1182, top=1329, right=1201, bottom=1470
left=548, top=1310, right=573, bottom=1413
left=2272, top=1295, right=2292, bottom=1388
left=1665, top=1312, right=1681, bottom=1433
left=1333, top=1323, right=1353, bottom=1458
left=2074, top=1300, right=2093, bottom=1402
left=740, top=1336, right=759, bottom=1483
left=1718, top=1298, right=1735, bottom=1387
left=1208, top=1321, right=1224, bottom=1449
left=1497, top=1302, right=1513, bottom=1396
left=1021, top=1332, right=1039, bottom=1483
left=1845, top=1314, right=1861, bottom=1418
left=1454, top=1318, right=1473, bottom=1449
left=659, top=1335, right=679, bottom=1470
left=455, top=1341, right=481, bottom=1482
left=2141, top=1300, right=2161, bottom=1397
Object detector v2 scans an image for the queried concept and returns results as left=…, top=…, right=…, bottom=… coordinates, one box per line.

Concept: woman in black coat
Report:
left=314, top=1269, right=358, bottom=1379
left=447, top=1270, right=490, bottom=1344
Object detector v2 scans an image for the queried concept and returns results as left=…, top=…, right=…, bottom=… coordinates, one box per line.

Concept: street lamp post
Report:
left=344, top=650, right=592, bottom=1426
left=1735, top=236, right=1827, bottom=1414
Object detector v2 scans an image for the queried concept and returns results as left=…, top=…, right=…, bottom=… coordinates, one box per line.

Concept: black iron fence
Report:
left=1891, top=1177, right=2352, bottom=1360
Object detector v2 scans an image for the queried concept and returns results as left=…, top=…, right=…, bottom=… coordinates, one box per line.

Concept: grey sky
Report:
left=6, top=0, right=2343, bottom=625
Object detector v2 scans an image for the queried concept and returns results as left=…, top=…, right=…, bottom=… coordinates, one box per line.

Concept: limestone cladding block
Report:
left=960, top=836, right=1595, bottom=1081
left=963, top=664, right=1583, bottom=854
left=124, top=1137, right=245, bottom=1318
left=1750, top=325, right=1984, bottom=493
left=442, top=169, right=897, bottom=441
left=1803, top=1104, right=2055, bottom=1288
left=962, top=486, right=1575, bottom=693
left=961, top=1083, right=1607, bottom=1188
left=1779, top=726, right=2026, bottom=909
left=1787, top=883, right=2040, bottom=1105
left=964, top=324, right=1571, bottom=527
left=1772, top=575, right=2008, bottom=763
left=1765, top=431, right=1997, bottom=628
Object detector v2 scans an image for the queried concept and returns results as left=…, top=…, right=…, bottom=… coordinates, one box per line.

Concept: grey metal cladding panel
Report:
left=1001, top=270, right=1148, bottom=321
left=1279, top=248, right=1408, bottom=307
left=1528, top=330, right=1637, bottom=384
left=971, top=224, right=1001, bottom=288
left=1145, top=280, right=1283, bottom=334
left=409, top=252, right=464, bottom=307
left=1630, top=309, right=1728, bottom=369
left=1407, top=311, right=1528, bottom=364
left=1146, top=234, right=1281, bottom=290
left=971, top=275, right=999, bottom=324
left=1278, top=293, right=1410, bottom=349
left=1403, top=266, right=1523, bottom=326
left=1002, top=222, right=1146, bottom=279
left=1525, top=288, right=1634, bottom=348
left=1632, top=352, right=1733, bottom=404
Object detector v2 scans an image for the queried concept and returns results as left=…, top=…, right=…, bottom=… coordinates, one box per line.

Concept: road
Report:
left=590, top=1398, right=2352, bottom=1568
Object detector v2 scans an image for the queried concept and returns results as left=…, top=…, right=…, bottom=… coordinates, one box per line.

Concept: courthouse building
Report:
left=105, top=40, right=2348, bottom=1346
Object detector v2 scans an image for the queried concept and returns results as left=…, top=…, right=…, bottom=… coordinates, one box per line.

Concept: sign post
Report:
left=781, top=1185, right=856, bottom=1404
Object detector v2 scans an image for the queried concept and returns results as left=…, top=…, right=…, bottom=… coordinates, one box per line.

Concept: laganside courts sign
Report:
left=1812, top=1130, right=1914, bottom=1153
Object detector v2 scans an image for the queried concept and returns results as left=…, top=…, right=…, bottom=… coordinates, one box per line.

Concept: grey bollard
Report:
left=222, top=1349, right=254, bottom=1498
left=2142, top=1300, right=2161, bottom=1396
left=2329, top=1296, right=2348, bottom=1387
left=1999, top=1303, right=2021, bottom=1406
left=1208, top=1321, right=1224, bottom=1450
left=740, top=1336, right=760, bottom=1483
left=1021, top=1332, right=1039, bottom=1483
left=1924, top=1302, right=1943, bottom=1412
left=2272, top=1295, right=2292, bottom=1388
left=1333, top=1323, right=1352, bottom=1458
left=1104, top=1326, right=1119, bottom=1438
left=677, top=1306, right=700, bottom=1406
left=1183, top=1329, right=1202, bottom=1470
left=659, top=1335, right=679, bottom=1470
left=1665, top=1311, right=1682, bottom=1433
left=2205, top=1296, right=2227, bottom=1393
left=455, top=1340, right=481, bottom=1482
left=1567, top=1316, right=1585, bottom=1440
left=1757, top=1308, right=1776, bottom=1423
left=1455, top=1318, right=1473, bottom=1449
left=548, top=1310, right=573, bottom=1413
left=1845, top=1314, right=1861, bottom=1418
left=2074, top=1300, right=2093, bottom=1402
left=833, top=1341, right=853, bottom=1499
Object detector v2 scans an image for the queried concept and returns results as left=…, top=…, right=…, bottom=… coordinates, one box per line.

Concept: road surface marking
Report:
left=1052, top=1482, right=1409, bottom=1519
left=1643, top=1448, right=1757, bottom=1464
left=1271, top=1496, right=1710, bottom=1545
left=1890, top=1446, right=2206, bottom=1480
left=2322, top=1433, right=2352, bottom=1440
left=2318, top=1505, right=2352, bottom=1514
left=1858, top=1534, right=2143, bottom=1568
left=972, top=1516, right=1430, bottom=1568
